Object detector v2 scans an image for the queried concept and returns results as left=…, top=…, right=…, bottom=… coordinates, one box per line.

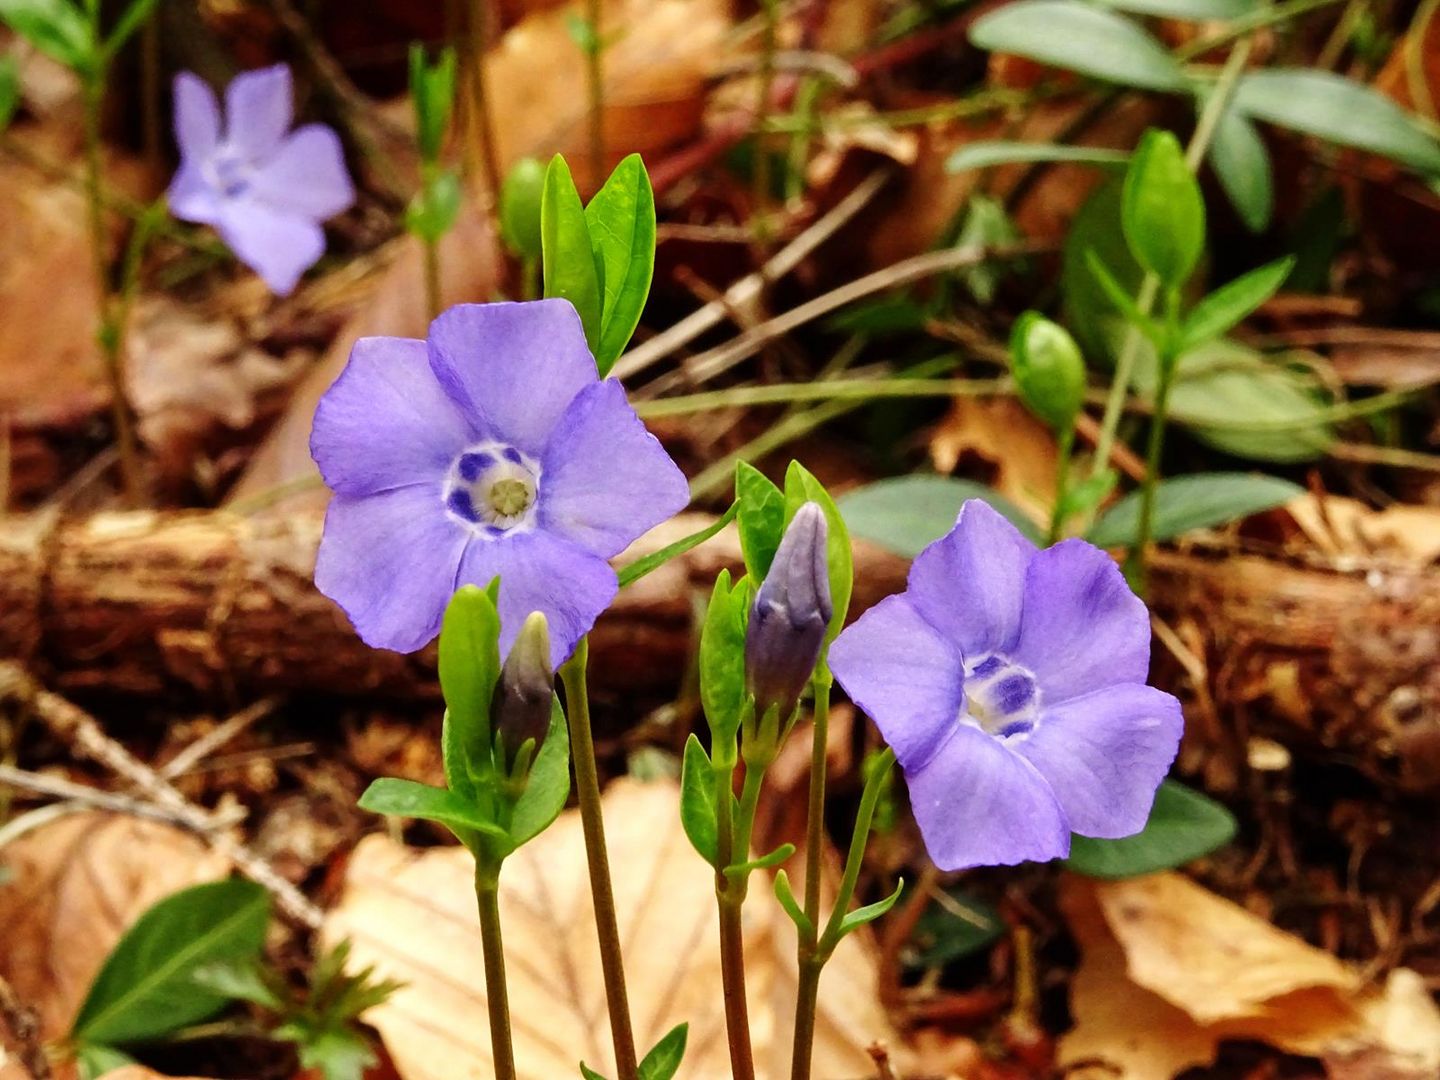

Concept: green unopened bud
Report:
left=500, top=158, right=546, bottom=261
left=1009, top=311, right=1086, bottom=433
left=492, top=612, right=553, bottom=764
left=409, top=45, right=457, bottom=165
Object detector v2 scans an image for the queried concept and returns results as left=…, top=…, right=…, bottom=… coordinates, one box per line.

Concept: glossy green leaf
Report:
left=969, top=1, right=1187, bottom=92
left=580, top=1063, right=608, bottom=1080
left=438, top=584, right=502, bottom=797
left=71, top=880, right=270, bottom=1046
left=507, top=698, right=571, bottom=849
left=839, top=476, right=1043, bottom=557
left=1208, top=105, right=1273, bottom=232
left=1123, top=129, right=1204, bottom=289
left=584, top=153, right=656, bottom=375
left=1061, top=178, right=1141, bottom=361
left=773, top=870, right=814, bottom=938
left=617, top=502, right=732, bottom=589
left=724, top=843, right=796, bottom=878
left=500, top=157, right=546, bottom=261
left=1233, top=69, right=1440, bottom=176
left=541, top=155, right=604, bottom=352
left=1087, top=471, right=1301, bottom=548
left=1177, top=256, right=1294, bottom=352
left=699, top=570, right=751, bottom=744
left=0, top=0, right=93, bottom=74
left=679, top=734, right=718, bottom=865
left=735, top=461, right=786, bottom=580
left=838, top=878, right=904, bottom=937
left=947, top=141, right=1129, bottom=173
left=639, top=1022, right=689, bottom=1080
left=1091, top=0, right=1257, bottom=17
left=357, top=778, right=508, bottom=842
left=906, top=889, right=1006, bottom=969
left=783, top=462, right=853, bottom=651
left=102, top=0, right=158, bottom=57
left=1066, top=780, right=1237, bottom=878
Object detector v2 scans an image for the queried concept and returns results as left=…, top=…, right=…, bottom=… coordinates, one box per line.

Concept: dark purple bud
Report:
left=492, top=612, right=553, bottom=761
left=746, top=502, right=832, bottom=716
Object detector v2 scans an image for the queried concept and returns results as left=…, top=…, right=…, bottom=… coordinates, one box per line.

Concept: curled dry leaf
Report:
left=1286, top=493, right=1440, bottom=566
left=321, top=778, right=902, bottom=1079
left=1060, top=873, right=1440, bottom=1080
left=929, top=396, right=1058, bottom=525
left=0, top=812, right=232, bottom=1040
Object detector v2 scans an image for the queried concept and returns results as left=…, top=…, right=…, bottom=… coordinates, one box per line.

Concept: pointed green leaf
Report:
left=639, top=1022, right=689, bottom=1080
left=584, top=153, right=656, bottom=374
left=723, top=842, right=795, bottom=878
left=1122, top=129, right=1204, bottom=289
left=439, top=585, right=502, bottom=796
left=679, top=734, right=718, bottom=865
left=101, top=0, right=157, bottom=57
left=0, top=0, right=93, bottom=74
left=358, top=778, right=508, bottom=842
left=773, top=869, right=814, bottom=939
left=1177, top=256, right=1294, bottom=353
left=71, top=880, right=271, bottom=1046
left=839, top=476, right=1043, bottom=556
left=617, top=502, right=733, bottom=589
left=1208, top=105, right=1273, bottom=233
left=580, top=1064, right=609, bottom=1080
left=507, top=697, right=571, bottom=849
left=699, top=570, right=751, bottom=743
left=1066, top=780, right=1237, bottom=878
left=947, top=141, right=1129, bottom=173
left=1086, top=471, right=1301, bottom=548
left=542, top=154, right=604, bottom=354
left=735, top=461, right=786, bottom=580
left=76, top=1043, right=135, bottom=1080
left=838, top=878, right=904, bottom=938
left=782, top=462, right=852, bottom=651
left=1084, top=250, right=1163, bottom=345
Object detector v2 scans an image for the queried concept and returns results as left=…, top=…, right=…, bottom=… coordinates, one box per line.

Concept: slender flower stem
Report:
left=800, top=676, right=830, bottom=938
left=475, top=871, right=518, bottom=1080
left=558, top=639, right=638, bottom=1080
left=1047, top=424, right=1076, bottom=546
left=466, top=0, right=503, bottom=200
left=585, top=0, right=605, bottom=185
left=1125, top=340, right=1179, bottom=593
left=713, top=752, right=755, bottom=1080
left=423, top=236, right=442, bottom=321
left=790, top=956, right=822, bottom=1080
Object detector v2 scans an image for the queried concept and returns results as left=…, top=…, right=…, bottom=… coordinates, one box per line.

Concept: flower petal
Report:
left=427, top=301, right=596, bottom=454
left=1010, top=539, right=1151, bottom=702
left=907, top=500, right=1036, bottom=657
left=224, top=64, right=292, bottom=160
left=1014, top=683, right=1182, bottom=839
left=830, top=595, right=965, bottom=771
left=315, top=486, right=468, bottom=654
left=167, top=161, right=221, bottom=225
left=311, top=336, right=474, bottom=497
left=455, top=530, right=617, bottom=667
left=173, top=72, right=220, bottom=160
left=216, top=199, right=324, bottom=296
left=248, top=124, right=354, bottom=220
left=538, top=380, right=689, bottom=558
left=904, top=725, right=1070, bottom=870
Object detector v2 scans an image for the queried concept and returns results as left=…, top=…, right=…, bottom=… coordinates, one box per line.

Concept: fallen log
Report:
left=1, top=507, right=1436, bottom=790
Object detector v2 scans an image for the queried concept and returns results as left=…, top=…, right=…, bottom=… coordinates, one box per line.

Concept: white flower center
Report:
left=960, top=654, right=1041, bottom=739
left=443, top=443, right=541, bottom=537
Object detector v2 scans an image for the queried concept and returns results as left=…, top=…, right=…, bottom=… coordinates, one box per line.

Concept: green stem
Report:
left=559, top=640, right=638, bottom=1080
left=467, top=0, right=503, bottom=200
left=1047, top=424, right=1076, bottom=546
left=1176, top=0, right=1345, bottom=59
left=586, top=0, right=604, bottom=185
left=1125, top=346, right=1178, bottom=593
left=799, top=676, right=830, bottom=941
left=713, top=753, right=755, bottom=1080
left=789, top=957, right=822, bottom=1080
left=475, top=872, right=517, bottom=1080
left=638, top=377, right=1009, bottom=419
left=423, top=236, right=442, bottom=321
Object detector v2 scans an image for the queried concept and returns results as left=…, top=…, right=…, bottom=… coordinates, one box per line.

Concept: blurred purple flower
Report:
left=829, top=500, right=1182, bottom=871
left=310, top=299, right=689, bottom=666
left=168, top=64, right=354, bottom=296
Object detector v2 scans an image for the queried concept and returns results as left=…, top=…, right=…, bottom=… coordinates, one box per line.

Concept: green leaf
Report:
left=584, top=153, right=656, bottom=375
left=541, top=155, right=604, bottom=353
left=75, top=1043, right=135, bottom=1080
left=580, top=1064, right=609, bottom=1080
left=1091, top=0, right=1257, bottom=18
left=783, top=462, right=853, bottom=651
left=838, top=878, right=904, bottom=937
left=679, top=734, right=718, bottom=865
left=735, top=461, right=786, bottom=580
left=507, top=698, right=571, bottom=849
left=71, top=880, right=270, bottom=1046
left=1177, top=256, right=1294, bottom=352
left=101, top=0, right=157, bottom=57
left=357, top=778, right=508, bottom=842
left=906, top=888, right=1006, bottom=969
left=1123, top=129, right=1204, bottom=289
left=0, top=0, right=93, bottom=73
left=699, top=571, right=750, bottom=744
left=289, top=1026, right=377, bottom=1080
left=639, top=1022, right=689, bottom=1080
left=947, top=141, right=1129, bottom=173
left=773, top=870, right=814, bottom=938
left=954, top=194, right=1023, bottom=305
left=1208, top=105, right=1273, bottom=233
left=1087, top=471, right=1301, bottom=548
left=500, top=157, right=546, bottom=261
left=438, top=585, right=502, bottom=797
left=616, top=502, right=731, bottom=589
left=1066, top=780, right=1237, bottom=879
left=1233, top=69, right=1440, bottom=176
left=839, top=476, right=1043, bottom=556
left=724, top=842, right=796, bottom=877
left=191, top=959, right=285, bottom=1010
left=1057, top=468, right=1119, bottom=521
left=1061, top=178, right=1143, bottom=361
left=969, top=1, right=1187, bottom=92
left=1083, top=250, right=1160, bottom=342
left=0, top=55, right=21, bottom=132
left=408, top=44, right=457, bottom=163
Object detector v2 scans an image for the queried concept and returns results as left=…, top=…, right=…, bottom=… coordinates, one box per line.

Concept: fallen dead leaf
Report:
left=322, top=777, right=903, bottom=1080
left=929, top=396, right=1057, bottom=524
left=0, top=812, right=232, bottom=1072
left=1286, top=494, right=1440, bottom=566
left=1060, top=873, right=1440, bottom=1080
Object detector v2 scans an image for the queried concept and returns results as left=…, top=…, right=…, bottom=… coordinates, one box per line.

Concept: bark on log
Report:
left=1, top=508, right=1437, bottom=790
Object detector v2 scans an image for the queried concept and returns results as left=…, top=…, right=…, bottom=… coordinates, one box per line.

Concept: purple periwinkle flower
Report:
left=310, top=299, right=690, bottom=666
left=829, top=500, right=1182, bottom=871
left=746, top=502, right=832, bottom=717
left=169, top=64, right=354, bottom=296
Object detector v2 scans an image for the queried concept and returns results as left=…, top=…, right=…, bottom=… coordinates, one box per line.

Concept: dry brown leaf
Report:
left=929, top=396, right=1057, bottom=524
left=1060, top=874, right=1440, bottom=1080
left=1286, top=494, right=1440, bottom=566
left=322, top=778, right=902, bottom=1080
left=0, top=812, right=233, bottom=1040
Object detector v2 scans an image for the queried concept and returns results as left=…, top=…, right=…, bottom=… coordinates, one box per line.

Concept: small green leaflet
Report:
left=1087, top=471, right=1301, bottom=548
left=1122, top=129, right=1204, bottom=290
left=679, top=733, right=719, bottom=865
left=584, top=154, right=656, bottom=375
left=1066, top=780, right=1237, bottom=878
left=947, top=141, right=1129, bottom=173
left=541, top=155, right=605, bottom=352
left=735, top=461, right=787, bottom=581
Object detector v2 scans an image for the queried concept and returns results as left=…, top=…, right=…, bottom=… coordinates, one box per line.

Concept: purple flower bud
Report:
left=746, top=502, right=832, bottom=716
left=492, top=612, right=553, bottom=760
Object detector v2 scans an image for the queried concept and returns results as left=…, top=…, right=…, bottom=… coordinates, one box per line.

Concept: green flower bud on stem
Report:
left=492, top=611, right=553, bottom=767
left=500, top=157, right=546, bottom=262
left=1009, top=311, right=1086, bottom=434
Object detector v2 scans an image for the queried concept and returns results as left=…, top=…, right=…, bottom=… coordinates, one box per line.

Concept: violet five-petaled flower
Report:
left=169, top=64, right=354, bottom=296
left=310, top=299, right=690, bottom=667
left=829, top=500, right=1183, bottom=871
